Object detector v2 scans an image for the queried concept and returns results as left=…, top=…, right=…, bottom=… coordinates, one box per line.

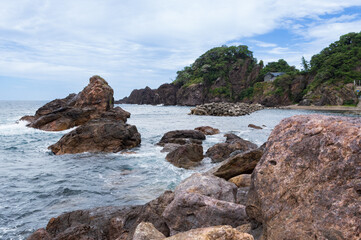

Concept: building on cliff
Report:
left=264, top=72, right=285, bottom=82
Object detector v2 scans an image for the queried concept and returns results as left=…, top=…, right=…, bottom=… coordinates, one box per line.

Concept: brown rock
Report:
left=133, top=191, right=175, bottom=237
left=166, top=225, right=254, bottom=240
left=27, top=228, right=51, bottom=240
left=21, top=76, right=129, bottom=131
left=163, top=192, right=248, bottom=236
left=228, top=174, right=252, bottom=188
left=165, top=144, right=203, bottom=169
left=174, top=173, right=237, bottom=203
left=28, top=191, right=174, bottom=240
left=211, top=148, right=264, bottom=180
left=176, top=83, right=205, bottom=106
left=206, top=134, right=257, bottom=163
left=246, top=115, right=361, bottom=240
left=26, top=206, right=142, bottom=240
left=194, top=126, right=220, bottom=135
left=162, top=173, right=247, bottom=235
left=158, top=130, right=205, bottom=146
left=133, top=222, right=166, bottom=240
left=48, top=119, right=141, bottom=155
left=248, top=124, right=262, bottom=129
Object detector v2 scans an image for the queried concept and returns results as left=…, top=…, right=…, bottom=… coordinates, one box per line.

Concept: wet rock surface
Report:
left=205, top=133, right=257, bottom=163
left=210, top=147, right=264, bottom=180
left=48, top=119, right=141, bottom=155
left=21, top=76, right=126, bottom=131
left=165, top=144, right=203, bottom=169
left=157, top=130, right=206, bottom=146
left=194, top=126, right=220, bottom=135
left=190, top=102, right=264, bottom=116
left=162, top=173, right=248, bottom=235
left=247, top=115, right=361, bottom=240
left=21, top=76, right=141, bottom=155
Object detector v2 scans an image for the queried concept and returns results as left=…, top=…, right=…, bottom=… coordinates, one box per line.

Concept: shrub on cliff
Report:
left=173, top=45, right=259, bottom=94
left=309, top=31, right=361, bottom=90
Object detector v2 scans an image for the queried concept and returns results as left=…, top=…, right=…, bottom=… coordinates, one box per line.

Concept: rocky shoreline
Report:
left=27, top=114, right=361, bottom=240
left=21, top=76, right=141, bottom=155
left=190, top=102, right=264, bottom=116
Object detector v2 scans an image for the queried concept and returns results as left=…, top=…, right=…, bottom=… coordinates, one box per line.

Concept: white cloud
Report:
left=0, top=0, right=361, bottom=99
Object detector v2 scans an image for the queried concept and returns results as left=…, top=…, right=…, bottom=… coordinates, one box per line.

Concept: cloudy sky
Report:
left=1, top=0, right=361, bottom=100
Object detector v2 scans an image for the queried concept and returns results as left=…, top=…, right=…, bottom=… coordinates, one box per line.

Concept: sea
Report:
left=0, top=101, right=359, bottom=239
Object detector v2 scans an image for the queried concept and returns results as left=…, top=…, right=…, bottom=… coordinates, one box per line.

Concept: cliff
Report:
left=119, top=32, right=361, bottom=107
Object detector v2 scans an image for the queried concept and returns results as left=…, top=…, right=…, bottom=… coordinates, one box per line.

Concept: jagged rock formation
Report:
left=21, top=76, right=129, bottom=131
left=48, top=119, right=141, bottom=155
left=247, top=115, right=361, bottom=240
left=21, top=76, right=141, bottom=155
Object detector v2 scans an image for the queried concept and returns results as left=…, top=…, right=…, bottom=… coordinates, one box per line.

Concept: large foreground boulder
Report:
left=205, top=134, right=257, bottom=163
left=48, top=119, right=141, bottom=155
left=21, top=75, right=129, bottom=131
left=162, top=173, right=248, bottom=235
left=247, top=115, right=361, bottom=240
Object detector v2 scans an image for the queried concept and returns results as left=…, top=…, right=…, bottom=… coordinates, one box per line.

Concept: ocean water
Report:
left=0, top=101, right=359, bottom=239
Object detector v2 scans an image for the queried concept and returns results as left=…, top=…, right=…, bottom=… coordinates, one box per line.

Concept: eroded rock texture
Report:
left=246, top=115, right=361, bottom=240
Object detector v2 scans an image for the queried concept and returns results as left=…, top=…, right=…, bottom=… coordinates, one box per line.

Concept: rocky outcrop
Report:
left=159, top=130, right=206, bottom=168
left=165, top=144, right=203, bottom=169
left=176, top=83, right=205, bottom=106
left=118, top=84, right=180, bottom=105
left=157, top=130, right=206, bottom=146
left=210, top=147, right=264, bottom=180
left=190, top=102, right=264, bottom=116
left=21, top=76, right=127, bottom=131
left=301, top=82, right=358, bottom=106
left=194, top=126, right=220, bottom=135
left=21, top=75, right=141, bottom=155
left=246, top=115, right=361, bottom=240
left=48, top=119, right=141, bottom=155
left=162, top=173, right=248, bottom=235
left=205, top=134, right=257, bottom=163
left=28, top=172, right=251, bottom=240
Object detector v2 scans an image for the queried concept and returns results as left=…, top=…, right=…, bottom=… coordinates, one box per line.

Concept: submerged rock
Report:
left=48, top=119, right=141, bottom=155
left=248, top=124, right=262, bottom=129
left=205, top=133, right=257, bottom=163
left=247, top=115, right=361, bottom=240
left=194, top=126, right=220, bottom=135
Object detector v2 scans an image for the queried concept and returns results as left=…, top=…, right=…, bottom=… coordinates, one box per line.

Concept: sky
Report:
left=1, top=0, right=361, bottom=100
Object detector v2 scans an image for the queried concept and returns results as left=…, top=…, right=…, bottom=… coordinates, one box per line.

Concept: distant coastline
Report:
left=280, top=104, right=361, bottom=112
